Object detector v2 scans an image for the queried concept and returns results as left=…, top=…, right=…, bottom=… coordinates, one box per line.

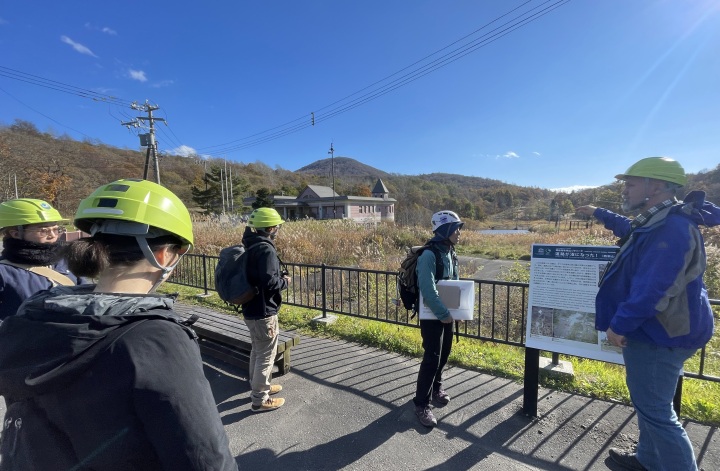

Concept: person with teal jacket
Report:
left=412, top=210, right=462, bottom=428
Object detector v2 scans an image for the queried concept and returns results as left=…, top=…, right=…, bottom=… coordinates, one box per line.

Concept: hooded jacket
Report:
left=0, top=285, right=237, bottom=471
left=595, top=191, right=719, bottom=349
left=241, top=227, right=287, bottom=320
left=416, top=241, right=459, bottom=321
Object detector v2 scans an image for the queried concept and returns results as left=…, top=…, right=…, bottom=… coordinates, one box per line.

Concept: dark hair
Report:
left=61, top=233, right=184, bottom=278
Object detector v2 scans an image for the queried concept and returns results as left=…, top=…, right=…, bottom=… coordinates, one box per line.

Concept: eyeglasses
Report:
left=26, top=226, right=66, bottom=236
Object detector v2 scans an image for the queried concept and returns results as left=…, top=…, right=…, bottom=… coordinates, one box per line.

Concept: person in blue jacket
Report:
left=0, top=198, right=81, bottom=320
left=412, top=210, right=462, bottom=428
left=577, top=157, right=719, bottom=471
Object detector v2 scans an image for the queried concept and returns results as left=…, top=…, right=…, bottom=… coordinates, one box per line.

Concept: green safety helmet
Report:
left=615, top=157, right=687, bottom=186
left=248, top=207, right=284, bottom=229
left=0, top=198, right=67, bottom=230
left=74, top=179, right=194, bottom=246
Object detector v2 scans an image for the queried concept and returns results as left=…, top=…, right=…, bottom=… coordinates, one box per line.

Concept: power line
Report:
left=0, top=66, right=132, bottom=107
left=198, top=0, right=571, bottom=155
left=0, top=84, right=94, bottom=139
left=1, top=0, right=571, bottom=157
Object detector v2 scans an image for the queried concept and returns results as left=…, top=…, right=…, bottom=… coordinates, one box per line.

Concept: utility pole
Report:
left=328, top=142, right=336, bottom=219
left=121, top=100, right=166, bottom=184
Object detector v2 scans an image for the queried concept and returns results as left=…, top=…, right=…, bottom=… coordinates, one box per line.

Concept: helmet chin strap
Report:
left=136, top=236, right=180, bottom=293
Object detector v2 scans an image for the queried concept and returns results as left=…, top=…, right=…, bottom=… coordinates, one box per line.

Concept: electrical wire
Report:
left=0, top=84, right=94, bottom=139
left=198, top=0, right=571, bottom=155
left=0, top=66, right=132, bottom=107
left=0, top=0, right=570, bottom=156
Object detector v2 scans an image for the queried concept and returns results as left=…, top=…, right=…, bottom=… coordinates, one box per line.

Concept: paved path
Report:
left=2, top=331, right=717, bottom=470
left=210, top=334, right=718, bottom=471
left=459, top=255, right=529, bottom=281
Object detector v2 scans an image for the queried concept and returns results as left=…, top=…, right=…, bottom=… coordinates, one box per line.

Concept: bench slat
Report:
left=174, top=302, right=299, bottom=376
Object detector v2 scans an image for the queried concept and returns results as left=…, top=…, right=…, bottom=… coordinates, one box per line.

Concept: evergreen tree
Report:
left=191, top=164, right=249, bottom=214
left=252, top=187, right=275, bottom=209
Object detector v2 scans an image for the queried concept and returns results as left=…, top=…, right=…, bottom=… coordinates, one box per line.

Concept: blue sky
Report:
left=1, top=1, right=719, bottom=190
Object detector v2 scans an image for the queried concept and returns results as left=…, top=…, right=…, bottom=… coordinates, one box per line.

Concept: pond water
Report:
left=479, top=229, right=530, bottom=234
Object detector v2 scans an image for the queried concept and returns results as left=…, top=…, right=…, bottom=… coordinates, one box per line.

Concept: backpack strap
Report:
left=0, top=259, right=75, bottom=287
left=426, top=243, right=448, bottom=281
left=426, top=244, right=461, bottom=343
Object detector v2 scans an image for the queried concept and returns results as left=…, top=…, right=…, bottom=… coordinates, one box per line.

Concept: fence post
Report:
left=523, top=347, right=540, bottom=417
left=321, top=263, right=327, bottom=318
left=202, top=254, right=209, bottom=295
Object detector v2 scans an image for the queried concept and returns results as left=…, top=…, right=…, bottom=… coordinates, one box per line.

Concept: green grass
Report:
left=162, top=284, right=720, bottom=426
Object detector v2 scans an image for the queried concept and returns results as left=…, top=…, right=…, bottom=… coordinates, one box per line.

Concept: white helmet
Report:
left=431, top=210, right=463, bottom=231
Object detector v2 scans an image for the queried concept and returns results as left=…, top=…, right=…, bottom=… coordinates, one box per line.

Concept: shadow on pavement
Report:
left=202, top=334, right=719, bottom=471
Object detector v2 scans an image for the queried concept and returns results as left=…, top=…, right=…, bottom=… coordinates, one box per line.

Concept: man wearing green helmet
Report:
left=577, top=157, right=719, bottom=471
left=0, top=179, right=237, bottom=470
left=0, top=198, right=82, bottom=320
left=242, top=207, right=290, bottom=412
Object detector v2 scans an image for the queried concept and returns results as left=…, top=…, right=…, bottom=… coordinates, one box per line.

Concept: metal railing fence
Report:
left=170, top=252, right=720, bottom=386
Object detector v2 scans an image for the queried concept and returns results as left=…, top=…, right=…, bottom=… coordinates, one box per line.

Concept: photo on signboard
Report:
left=529, top=306, right=554, bottom=337
left=552, top=309, right=598, bottom=344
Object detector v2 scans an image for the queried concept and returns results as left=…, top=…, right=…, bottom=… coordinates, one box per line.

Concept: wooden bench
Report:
left=174, top=303, right=300, bottom=376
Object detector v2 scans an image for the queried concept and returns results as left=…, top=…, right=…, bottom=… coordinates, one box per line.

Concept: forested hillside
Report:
left=2, top=119, right=718, bottom=225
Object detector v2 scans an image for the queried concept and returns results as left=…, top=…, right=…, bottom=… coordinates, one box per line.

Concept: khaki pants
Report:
left=245, top=316, right=279, bottom=406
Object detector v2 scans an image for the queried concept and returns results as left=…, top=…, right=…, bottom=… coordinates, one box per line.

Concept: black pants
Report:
left=413, top=320, right=453, bottom=407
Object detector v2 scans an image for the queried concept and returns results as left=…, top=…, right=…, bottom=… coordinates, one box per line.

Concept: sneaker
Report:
left=432, top=388, right=450, bottom=405
left=251, top=397, right=285, bottom=413
left=269, top=384, right=282, bottom=395
left=608, top=448, right=647, bottom=471
left=415, top=405, right=437, bottom=427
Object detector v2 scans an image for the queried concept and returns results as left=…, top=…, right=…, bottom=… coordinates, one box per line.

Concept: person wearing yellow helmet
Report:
left=0, top=179, right=237, bottom=471
left=242, top=206, right=290, bottom=412
left=577, top=158, right=719, bottom=471
left=0, top=198, right=82, bottom=320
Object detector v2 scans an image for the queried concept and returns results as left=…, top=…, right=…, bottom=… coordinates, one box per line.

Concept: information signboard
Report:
left=525, top=244, right=624, bottom=364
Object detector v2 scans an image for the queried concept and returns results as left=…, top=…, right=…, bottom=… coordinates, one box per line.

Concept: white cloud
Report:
left=502, top=151, right=519, bottom=159
left=170, top=145, right=198, bottom=157
left=128, top=69, right=148, bottom=82
left=85, top=23, right=117, bottom=35
left=60, top=35, right=97, bottom=57
left=550, top=185, right=597, bottom=193
left=150, top=79, right=175, bottom=88
left=532, top=151, right=541, bottom=157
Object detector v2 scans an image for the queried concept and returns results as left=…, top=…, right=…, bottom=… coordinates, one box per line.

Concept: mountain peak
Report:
left=296, top=157, right=389, bottom=178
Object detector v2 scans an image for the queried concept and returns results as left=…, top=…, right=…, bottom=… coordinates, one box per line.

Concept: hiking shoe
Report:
left=251, top=397, right=285, bottom=413
left=432, top=388, right=450, bottom=405
left=269, top=384, right=282, bottom=395
left=608, top=448, right=647, bottom=471
left=415, top=405, right=437, bottom=427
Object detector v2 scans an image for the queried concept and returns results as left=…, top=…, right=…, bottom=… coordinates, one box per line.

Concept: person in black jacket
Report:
left=0, top=179, right=237, bottom=471
left=242, top=207, right=290, bottom=412
left=0, top=198, right=81, bottom=320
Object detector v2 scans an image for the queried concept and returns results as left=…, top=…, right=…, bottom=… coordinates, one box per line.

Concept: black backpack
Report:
left=396, top=243, right=446, bottom=314
left=214, top=242, right=268, bottom=305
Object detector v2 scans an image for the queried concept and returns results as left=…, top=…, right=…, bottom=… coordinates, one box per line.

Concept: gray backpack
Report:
left=214, top=243, right=267, bottom=305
